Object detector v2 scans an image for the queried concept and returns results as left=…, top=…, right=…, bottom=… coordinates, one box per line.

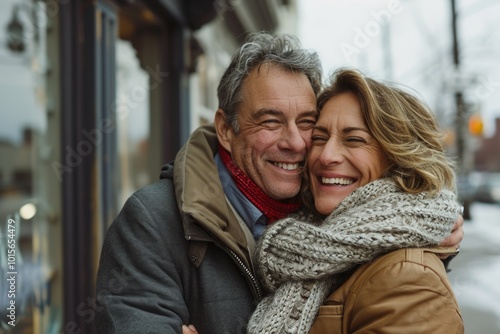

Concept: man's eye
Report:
left=298, top=119, right=316, bottom=129
left=261, top=119, right=280, bottom=124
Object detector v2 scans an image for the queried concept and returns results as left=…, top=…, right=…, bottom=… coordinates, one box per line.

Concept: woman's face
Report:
left=308, top=92, right=390, bottom=215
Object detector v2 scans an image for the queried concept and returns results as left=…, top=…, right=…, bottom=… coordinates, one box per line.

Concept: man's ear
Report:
left=214, top=109, right=234, bottom=152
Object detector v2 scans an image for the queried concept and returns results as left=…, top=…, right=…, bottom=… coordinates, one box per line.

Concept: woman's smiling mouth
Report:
left=321, top=177, right=355, bottom=185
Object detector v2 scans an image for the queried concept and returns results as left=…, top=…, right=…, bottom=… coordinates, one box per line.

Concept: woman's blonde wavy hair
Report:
left=302, top=68, right=456, bottom=211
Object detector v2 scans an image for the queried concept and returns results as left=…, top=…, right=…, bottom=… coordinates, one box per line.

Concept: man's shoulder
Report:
left=131, top=163, right=175, bottom=202
left=108, top=170, right=182, bottom=240
left=120, top=166, right=177, bottom=220
left=132, top=180, right=173, bottom=203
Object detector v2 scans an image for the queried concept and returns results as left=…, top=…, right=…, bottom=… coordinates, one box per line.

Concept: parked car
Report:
left=474, top=173, right=500, bottom=204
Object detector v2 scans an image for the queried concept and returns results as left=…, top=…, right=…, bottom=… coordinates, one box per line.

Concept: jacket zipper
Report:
left=214, top=241, right=263, bottom=300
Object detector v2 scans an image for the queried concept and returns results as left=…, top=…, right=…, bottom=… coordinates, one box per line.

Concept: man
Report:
left=95, top=32, right=462, bottom=334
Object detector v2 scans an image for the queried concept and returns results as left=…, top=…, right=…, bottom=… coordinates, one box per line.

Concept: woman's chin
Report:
left=314, top=200, right=342, bottom=215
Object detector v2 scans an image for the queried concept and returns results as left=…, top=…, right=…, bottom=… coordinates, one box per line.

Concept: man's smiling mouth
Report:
left=272, top=162, right=300, bottom=171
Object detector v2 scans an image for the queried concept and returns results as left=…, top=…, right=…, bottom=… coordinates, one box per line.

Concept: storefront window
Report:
left=115, top=39, right=150, bottom=207
left=0, top=1, right=60, bottom=333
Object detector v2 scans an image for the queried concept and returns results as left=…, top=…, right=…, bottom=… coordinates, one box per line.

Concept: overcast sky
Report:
left=1, top=0, right=499, bottom=144
left=298, top=0, right=500, bottom=137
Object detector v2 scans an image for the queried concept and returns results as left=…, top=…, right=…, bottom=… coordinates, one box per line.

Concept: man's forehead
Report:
left=237, top=64, right=316, bottom=117
left=242, top=70, right=315, bottom=99
left=247, top=63, right=308, bottom=82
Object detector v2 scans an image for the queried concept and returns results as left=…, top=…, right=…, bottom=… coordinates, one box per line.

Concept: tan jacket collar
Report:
left=173, top=125, right=250, bottom=266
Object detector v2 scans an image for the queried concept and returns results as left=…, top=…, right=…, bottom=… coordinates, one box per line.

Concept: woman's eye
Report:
left=346, top=137, right=366, bottom=143
left=311, top=135, right=327, bottom=142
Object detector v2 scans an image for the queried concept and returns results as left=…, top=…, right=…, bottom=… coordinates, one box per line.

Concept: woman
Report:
left=246, top=69, right=463, bottom=333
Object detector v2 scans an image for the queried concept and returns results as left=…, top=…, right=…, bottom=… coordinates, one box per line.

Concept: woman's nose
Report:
left=318, top=138, right=344, bottom=166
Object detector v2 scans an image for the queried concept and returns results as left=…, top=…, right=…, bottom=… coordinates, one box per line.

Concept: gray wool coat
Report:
left=95, top=126, right=261, bottom=333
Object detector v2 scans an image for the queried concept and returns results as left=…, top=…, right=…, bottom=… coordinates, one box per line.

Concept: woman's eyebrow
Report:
left=342, top=126, right=370, bottom=134
left=312, top=125, right=329, bottom=133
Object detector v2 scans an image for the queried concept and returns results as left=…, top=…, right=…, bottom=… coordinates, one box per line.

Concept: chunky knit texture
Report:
left=247, top=178, right=461, bottom=334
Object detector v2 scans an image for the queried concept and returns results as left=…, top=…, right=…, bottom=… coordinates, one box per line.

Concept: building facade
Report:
left=0, top=0, right=297, bottom=332
left=474, top=118, right=500, bottom=172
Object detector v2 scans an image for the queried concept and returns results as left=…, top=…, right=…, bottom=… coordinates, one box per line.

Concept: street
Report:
left=448, top=202, right=500, bottom=333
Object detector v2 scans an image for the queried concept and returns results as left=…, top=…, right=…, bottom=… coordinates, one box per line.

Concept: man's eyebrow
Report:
left=300, top=110, right=319, bottom=118
left=253, top=109, right=318, bottom=121
left=253, top=109, right=283, bottom=119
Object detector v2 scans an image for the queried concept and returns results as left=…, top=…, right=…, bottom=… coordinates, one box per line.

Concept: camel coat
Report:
left=309, top=247, right=463, bottom=333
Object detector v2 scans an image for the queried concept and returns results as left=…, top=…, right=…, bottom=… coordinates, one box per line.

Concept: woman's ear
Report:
left=214, top=109, right=233, bottom=152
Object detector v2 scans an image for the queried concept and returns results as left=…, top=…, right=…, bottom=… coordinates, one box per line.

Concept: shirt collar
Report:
left=215, top=152, right=266, bottom=233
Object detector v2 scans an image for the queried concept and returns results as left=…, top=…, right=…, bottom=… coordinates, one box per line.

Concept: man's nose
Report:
left=278, top=124, right=307, bottom=152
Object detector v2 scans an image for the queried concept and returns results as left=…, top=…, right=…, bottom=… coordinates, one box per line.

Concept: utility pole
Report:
left=451, top=0, right=474, bottom=220
left=382, top=23, right=393, bottom=80
left=451, top=0, right=468, bottom=174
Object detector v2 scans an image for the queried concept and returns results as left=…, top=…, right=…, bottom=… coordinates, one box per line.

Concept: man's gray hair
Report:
left=217, top=32, right=323, bottom=132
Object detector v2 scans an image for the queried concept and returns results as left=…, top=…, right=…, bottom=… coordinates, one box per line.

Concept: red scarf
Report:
left=219, top=145, right=301, bottom=223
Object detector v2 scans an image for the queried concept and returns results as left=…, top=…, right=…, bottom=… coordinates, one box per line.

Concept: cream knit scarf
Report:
left=247, top=178, right=461, bottom=334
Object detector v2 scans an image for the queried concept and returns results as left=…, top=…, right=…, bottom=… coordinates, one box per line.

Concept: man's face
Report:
left=223, top=64, right=317, bottom=200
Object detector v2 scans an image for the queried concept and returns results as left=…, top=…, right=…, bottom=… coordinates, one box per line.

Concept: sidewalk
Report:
left=448, top=203, right=500, bottom=333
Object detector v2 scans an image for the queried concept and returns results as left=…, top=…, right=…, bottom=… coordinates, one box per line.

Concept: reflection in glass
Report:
left=0, top=1, right=55, bottom=333
left=115, top=39, right=150, bottom=207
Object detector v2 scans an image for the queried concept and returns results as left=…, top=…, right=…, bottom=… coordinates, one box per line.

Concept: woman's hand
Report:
left=438, top=214, right=464, bottom=258
left=182, top=325, right=198, bottom=334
